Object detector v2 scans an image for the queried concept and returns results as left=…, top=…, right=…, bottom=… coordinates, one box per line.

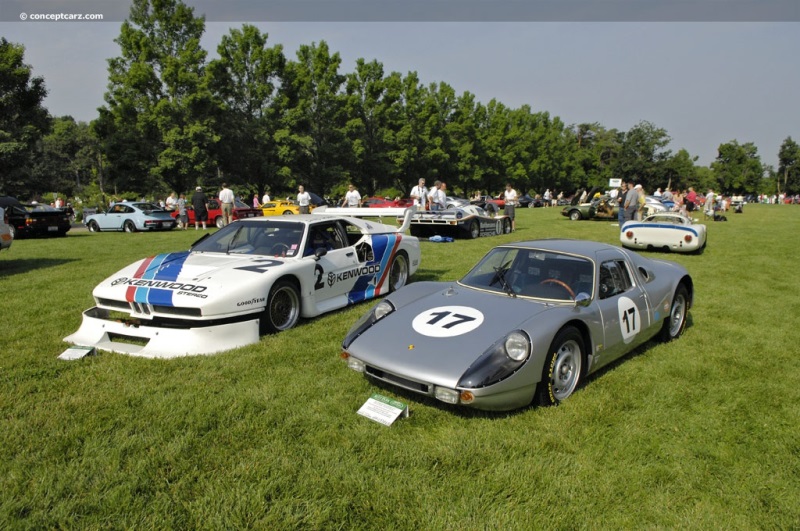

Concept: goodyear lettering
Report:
left=237, top=297, right=266, bottom=307
left=111, top=277, right=207, bottom=293
left=327, top=265, right=381, bottom=287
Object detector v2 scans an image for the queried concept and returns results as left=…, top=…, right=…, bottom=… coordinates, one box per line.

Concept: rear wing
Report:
left=312, top=206, right=416, bottom=234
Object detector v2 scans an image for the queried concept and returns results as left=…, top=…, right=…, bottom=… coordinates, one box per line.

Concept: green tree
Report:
left=0, top=38, right=49, bottom=197
left=614, top=120, right=672, bottom=188
left=777, top=136, right=800, bottom=194
left=207, top=24, right=288, bottom=197
left=101, top=0, right=217, bottom=196
left=283, top=41, right=348, bottom=195
left=388, top=71, right=432, bottom=191
left=31, top=116, right=97, bottom=197
left=712, top=140, right=763, bottom=193
left=661, top=148, right=698, bottom=192
left=343, top=59, right=400, bottom=194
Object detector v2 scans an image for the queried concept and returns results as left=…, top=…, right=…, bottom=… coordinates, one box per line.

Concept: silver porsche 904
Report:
left=65, top=209, right=420, bottom=358
left=341, top=239, right=693, bottom=411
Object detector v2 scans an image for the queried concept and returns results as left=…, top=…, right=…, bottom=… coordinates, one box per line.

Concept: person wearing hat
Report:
left=191, top=186, right=209, bottom=230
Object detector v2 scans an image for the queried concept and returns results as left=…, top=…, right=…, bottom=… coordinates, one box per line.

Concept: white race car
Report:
left=620, top=211, right=707, bottom=253
left=65, top=209, right=420, bottom=358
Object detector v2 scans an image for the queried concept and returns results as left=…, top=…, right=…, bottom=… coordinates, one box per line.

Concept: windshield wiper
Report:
left=226, top=226, right=242, bottom=255
left=490, top=260, right=516, bottom=298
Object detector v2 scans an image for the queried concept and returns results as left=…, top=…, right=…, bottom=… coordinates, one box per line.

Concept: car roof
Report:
left=497, top=238, right=619, bottom=258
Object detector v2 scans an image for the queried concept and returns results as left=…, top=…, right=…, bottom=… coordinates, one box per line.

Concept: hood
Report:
left=348, top=284, right=554, bottom=388
left=92, top=251, right=287, bottom=314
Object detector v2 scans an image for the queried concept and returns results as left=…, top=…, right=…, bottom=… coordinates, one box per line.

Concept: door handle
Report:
left=346, top=252, right=354, bottom=257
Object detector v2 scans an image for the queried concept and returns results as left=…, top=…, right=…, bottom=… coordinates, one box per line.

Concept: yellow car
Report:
left=261, top=200, right=313, bottom=216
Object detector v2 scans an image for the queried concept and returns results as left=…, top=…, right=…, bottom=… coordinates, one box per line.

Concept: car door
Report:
left=97, top=205, right=125, bottom=230
left=592, top=249, right=654, bottom=370
left=306, top=221, right=361, bottom=312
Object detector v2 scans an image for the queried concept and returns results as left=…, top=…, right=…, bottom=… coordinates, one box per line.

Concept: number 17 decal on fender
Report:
left=617, top=296, right=640, bottom=344
left=411, top=306, right=484, bottom=338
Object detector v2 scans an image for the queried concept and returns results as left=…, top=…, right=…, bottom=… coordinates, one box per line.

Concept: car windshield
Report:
left=192, top=220, right=305, bottom=257
left=460, top=247, right=594, bottom=301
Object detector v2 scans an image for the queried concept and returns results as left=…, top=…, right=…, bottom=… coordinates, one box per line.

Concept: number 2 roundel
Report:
left=411, top=306, right=484, bottom=338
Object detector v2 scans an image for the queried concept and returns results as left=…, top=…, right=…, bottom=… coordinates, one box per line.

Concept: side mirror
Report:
left=314, top=247, right=327, bottom=260
left=574, top=292, right=591, bottom=307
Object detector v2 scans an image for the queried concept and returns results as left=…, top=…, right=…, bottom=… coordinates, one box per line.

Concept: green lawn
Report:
left=1, top=205, right=799, bottom=528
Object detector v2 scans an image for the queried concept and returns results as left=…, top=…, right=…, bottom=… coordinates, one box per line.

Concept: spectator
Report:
left=685, top=187, right=697, bottom=212
left=176, top=193, right=188, bottom=230
left=623, top=182, right=638, bottom=223
left=297, top=185, right=311, bottom=214
left=191, top=186, right=209, bottom=230
left=218, top=183, right=235, bottom=226
left=165, top=192, right=177, bottom=211
left=409, top=178, right=428, bottom=209
left=616, top=182, right=627, bottom=229
left=636, top=185, right=646, bottom=220
left=252, top=193, right=261, bottom=209
left=503, top=183, right=518, bottom=232
left=341, top=183, right=362, bottom=207
left=428, top=181, right=446, bottom=211
left=261, top=190, right=271, bottom=205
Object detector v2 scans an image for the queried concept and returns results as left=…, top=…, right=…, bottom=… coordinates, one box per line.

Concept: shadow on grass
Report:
left=0, top=257, right=79, bottom=278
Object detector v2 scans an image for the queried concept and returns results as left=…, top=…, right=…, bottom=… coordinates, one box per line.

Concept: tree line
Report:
left=2, top=1, right=800, bottom=206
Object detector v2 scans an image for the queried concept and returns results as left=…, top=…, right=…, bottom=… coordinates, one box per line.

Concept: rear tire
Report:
left=503, top=218, right=512, bottom=234
left=282, top=210, right=293, bottom=215
left=261, top=280, right=301, bottom=333
left=469, top=220, right=480, bottom=239
left=535, top=326, right=585, bottom=406
left=215, top=216, right=224, bottom=229
left=123, top=220, right=136, bottom=233
left=659, top=284, right=688, bottom=342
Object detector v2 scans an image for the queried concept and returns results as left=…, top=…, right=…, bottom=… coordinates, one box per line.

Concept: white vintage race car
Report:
left=407, top=204, right=512, bottom=239
left=620, top=212, right=707, bottom=253
left=65, top=209, right=420, bottom=358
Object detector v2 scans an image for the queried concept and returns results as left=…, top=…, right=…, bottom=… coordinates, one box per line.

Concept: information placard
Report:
left=357, top=393, right=409, bottom=426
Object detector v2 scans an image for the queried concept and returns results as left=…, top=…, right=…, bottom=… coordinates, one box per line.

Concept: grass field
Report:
left=1, top=205, right=799, bottom=528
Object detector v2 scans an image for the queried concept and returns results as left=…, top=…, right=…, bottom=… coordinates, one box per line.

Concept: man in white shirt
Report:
left=503, top=183, right=518, bottom=231
left=428, top=181, right=446, bottom=211
left=218, top=183, right=235, bottom=226
left=409, top=178, right=428, bottom=209
left=341, top=184, right=362, bottom=207
left=297, top=185, right=311, bottom=214
left=261, top=191, right=271, bottom=205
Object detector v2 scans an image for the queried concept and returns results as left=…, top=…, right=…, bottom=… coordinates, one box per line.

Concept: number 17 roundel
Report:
left=411, top=306, right=484, bottom=338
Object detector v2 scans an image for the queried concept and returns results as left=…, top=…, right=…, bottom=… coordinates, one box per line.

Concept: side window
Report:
left=305, top=223, right=345, bottom=256
left=598, top=260, right=633, bottom=300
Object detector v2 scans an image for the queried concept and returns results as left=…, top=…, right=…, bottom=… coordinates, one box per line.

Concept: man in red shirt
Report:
left=685, top=187, right=697, bottom=212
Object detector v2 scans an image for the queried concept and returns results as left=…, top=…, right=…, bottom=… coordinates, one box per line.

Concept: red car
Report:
left=173, top=198, right=262, bottom=228
left=362, top=197, right=414, bottom=208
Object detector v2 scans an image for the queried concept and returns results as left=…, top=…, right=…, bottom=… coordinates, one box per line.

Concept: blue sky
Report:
left=2, top=17, right=798, bottom=168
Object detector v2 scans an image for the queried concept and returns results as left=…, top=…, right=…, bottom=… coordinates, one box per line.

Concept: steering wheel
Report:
left=270, top=242, right=290, bottom=256
left=539, top=278, right=576, bottom=299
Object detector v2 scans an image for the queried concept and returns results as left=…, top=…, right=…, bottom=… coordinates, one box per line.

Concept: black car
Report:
left=518, top=194, right=544, bottom=208
left=0, top=196, right=72, bottom=238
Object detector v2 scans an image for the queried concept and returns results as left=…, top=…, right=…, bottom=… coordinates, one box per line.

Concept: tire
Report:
left=261, top=280, right=301, bottom=334
left=282, top=210, right=294, bottom=215
left=659, top=284, right=688, bottom=342
left=215, top=216, right=224, bottom=229
left=569, top=210, right=582, bottom=221
left=388, top=252, right=409, bottom=292
left=535, top=326, right=585, bottom=406
left=503, top=218, right=512, bottom=234
left=468, top=220, right=480, bottom=239
left=87, top=220, right=100, bottom=233
left=123, top=220, right=136, bottom=233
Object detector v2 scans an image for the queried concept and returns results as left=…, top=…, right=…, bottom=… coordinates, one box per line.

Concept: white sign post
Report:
left=357, top=393, right=409, bottom=426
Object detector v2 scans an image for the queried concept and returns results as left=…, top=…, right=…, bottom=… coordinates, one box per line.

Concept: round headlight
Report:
left=374, top=300, right=395, bottom=320
left=504, top=331, right=530, bottom=361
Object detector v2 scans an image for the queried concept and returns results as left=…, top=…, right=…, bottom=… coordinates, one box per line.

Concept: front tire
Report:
left=503, top=218, right=512, bottom=234
left=282, top=210, right=294, bottom=215
left=659, top=284, right=689, bottom=342
left=123, top=220, right=136, bottom=233
left=569, top=210, right=582, bottom=221
left=261, top=280, right=301, bottom=333
left=535, top=326, right=585, bottom=406
left=87, top=221, right=99, bottom=233
left=388, top=252, right=409, bottom=292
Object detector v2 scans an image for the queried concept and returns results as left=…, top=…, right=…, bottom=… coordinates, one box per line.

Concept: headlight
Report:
left=457, top=330, right=531, bottom=389
left=374, top=300, right=394, bottom=320
left=342, top=299, right=396, bottom=349
left=505, top=332, right=530, bottom=361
